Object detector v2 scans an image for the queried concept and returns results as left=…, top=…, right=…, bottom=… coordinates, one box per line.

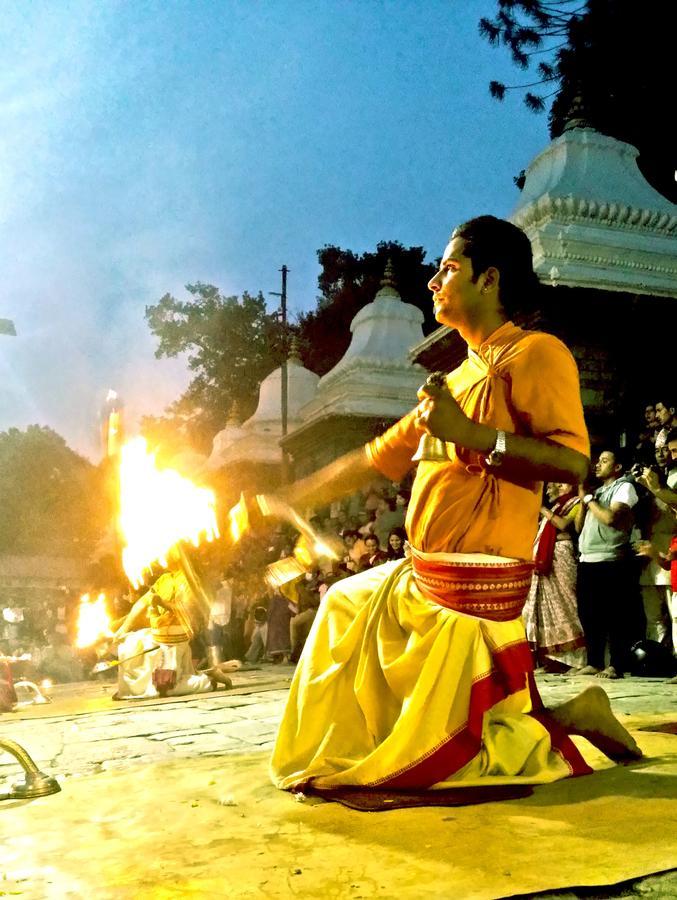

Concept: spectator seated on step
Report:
left=358, top=534, right=389, bottom=571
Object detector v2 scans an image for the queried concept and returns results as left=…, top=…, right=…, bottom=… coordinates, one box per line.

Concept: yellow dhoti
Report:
left=270, top=553, right=591, bottom=791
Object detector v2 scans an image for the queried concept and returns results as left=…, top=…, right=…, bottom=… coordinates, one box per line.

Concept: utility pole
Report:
left=269, top=265, right=290, bottom=484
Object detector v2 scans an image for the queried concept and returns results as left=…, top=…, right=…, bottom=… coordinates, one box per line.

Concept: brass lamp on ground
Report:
left=0, top=738, right=61, bottom=801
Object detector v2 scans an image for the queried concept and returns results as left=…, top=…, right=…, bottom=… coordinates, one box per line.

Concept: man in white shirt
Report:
left=575, top=449, right=641, bottom=679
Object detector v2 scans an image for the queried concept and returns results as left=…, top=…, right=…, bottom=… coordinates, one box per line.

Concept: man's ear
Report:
left=481, top=266, right=500, bottom=293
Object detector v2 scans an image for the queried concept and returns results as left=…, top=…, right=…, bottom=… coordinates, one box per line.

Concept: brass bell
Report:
left=411, top=434, right=451, bottom=463
left=412, top=370, right=452, bottom=463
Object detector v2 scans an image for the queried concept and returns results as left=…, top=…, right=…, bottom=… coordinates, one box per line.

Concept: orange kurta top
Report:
left=366, top=322, right=590, bottom=561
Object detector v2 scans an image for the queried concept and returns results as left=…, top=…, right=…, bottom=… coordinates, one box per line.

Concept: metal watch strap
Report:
left=485, top=430, right=506, bottom=467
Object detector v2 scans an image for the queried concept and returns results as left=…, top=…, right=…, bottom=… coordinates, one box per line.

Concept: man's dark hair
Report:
left=605, top=446, right=630, bottom=472
left=665, top=428, right=677, bottom=445
left=451, top=215, right=540, bottom=318
left=341, top=529, right=360, bottom=540
left=365, top=534, right=380, bottom=546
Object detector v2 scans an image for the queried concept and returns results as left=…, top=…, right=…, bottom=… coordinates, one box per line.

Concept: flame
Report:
left=75, top=593, right=112, bottom=648
left=228, top=495, right=251, bottom=543
left=119, top=437, right=219, bottom=587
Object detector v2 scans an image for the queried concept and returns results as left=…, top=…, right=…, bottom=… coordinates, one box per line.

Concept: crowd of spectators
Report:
left=1, top=589, right=90, bottom=685
left=526, top=399, right=677, bottom=680
left=3, top=399, right=676, bottom=688
left=206, top=477, right=412, bottom=668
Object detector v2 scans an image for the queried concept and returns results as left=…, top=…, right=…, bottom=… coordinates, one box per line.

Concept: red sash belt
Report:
left=411, top=552, right=533, bottom=622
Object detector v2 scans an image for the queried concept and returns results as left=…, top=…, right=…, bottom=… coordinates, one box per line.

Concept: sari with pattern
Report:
left=524, top=494, right=587, bottom=670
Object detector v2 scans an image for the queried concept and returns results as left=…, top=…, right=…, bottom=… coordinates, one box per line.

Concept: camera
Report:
left=629, top=462, right=657, bottom=483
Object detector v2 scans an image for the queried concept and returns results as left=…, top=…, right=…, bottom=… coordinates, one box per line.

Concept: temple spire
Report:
left=563, top=91, right=592, bottom=133
left=288, top=335, right=302, bottom=364
left=226, top=400, right=241, bottom=426
left=380, top=257, right=397, bottom=290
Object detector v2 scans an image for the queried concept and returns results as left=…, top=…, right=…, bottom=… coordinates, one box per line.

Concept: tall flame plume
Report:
left=119, top=438, right=219, bottom=587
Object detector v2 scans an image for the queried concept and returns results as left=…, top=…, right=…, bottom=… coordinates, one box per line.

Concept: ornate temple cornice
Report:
left=511, top=127, right=677, bottom=298
left=516, top=194, right=677, bottom=236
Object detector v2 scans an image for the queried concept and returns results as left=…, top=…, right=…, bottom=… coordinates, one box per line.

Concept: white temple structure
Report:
left=282, top=261, right=426, bottom=476
left=208, top=343, right=319, bottom=471
left=208, top=262, right=425, bottom=482
left=512, top=116, right=677, bottom=298
left=297, top=261, right=425, bottom=423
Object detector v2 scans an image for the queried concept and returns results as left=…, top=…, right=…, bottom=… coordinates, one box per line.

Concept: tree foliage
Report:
left=144, top=283, right=284, bottom=451
left=0, top=426, right=108, bottom=556
left=297, top=241, right=438, bottom=376
left=480, top=0, right=676, bottom=201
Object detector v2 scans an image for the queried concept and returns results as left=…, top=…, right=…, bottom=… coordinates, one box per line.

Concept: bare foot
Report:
left=547, top=685, right=642, bottom=762
left=217, top=659, right=241, bottom=672
left=596, top=666, right=622, bottom=680
left=568, top=664, right=600, bottom=677
left=205, top=666, right=234, bottom=690
left=209, top=674, right=233, bottom=691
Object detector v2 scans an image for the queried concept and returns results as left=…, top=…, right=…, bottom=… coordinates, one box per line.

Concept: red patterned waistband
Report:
left=411, top=552, right=533, bottom=622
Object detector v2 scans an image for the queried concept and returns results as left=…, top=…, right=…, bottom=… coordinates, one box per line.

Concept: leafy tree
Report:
left=0, top=426, right=108, bottom=556
left=480, top=0, right=676, bottom=201
left=297, top=241, right=438, bottom=376
left=144, top=283, right=284, bottom=452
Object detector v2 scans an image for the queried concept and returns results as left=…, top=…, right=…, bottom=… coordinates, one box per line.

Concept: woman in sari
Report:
left=523, top=483, right=587, bottom=672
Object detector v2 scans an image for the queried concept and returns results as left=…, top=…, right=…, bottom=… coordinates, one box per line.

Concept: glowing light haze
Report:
left=0, top=1, right=548, bottom=459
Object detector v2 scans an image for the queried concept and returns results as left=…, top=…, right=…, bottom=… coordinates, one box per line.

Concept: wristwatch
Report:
left=485, top=430, right=507, bottom=467
left=583, top=493, right=594, bottom=505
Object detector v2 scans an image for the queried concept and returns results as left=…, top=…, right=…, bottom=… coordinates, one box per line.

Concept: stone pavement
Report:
left=1, top=667, right=675, bottom=898
left=0, top=665, right=295, bottom=782
left=1, top=668, right=675, bottom=784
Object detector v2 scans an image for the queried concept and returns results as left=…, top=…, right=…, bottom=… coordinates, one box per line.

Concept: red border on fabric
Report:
left=529, top=711, right=593, bottom=777
left=411, top=555, right=534, bottom=622
left=372, top=640, right=535, bottom=789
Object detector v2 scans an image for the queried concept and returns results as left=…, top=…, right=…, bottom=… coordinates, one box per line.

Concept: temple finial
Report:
left=563, top=91, right=592, bottom=132
left=288, top=335, right=302, bottom=363
left=380, top=258, right=397, bottom=290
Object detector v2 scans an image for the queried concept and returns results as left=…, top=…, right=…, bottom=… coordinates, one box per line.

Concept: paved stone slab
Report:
left=2, top=669, right=675, bottom=790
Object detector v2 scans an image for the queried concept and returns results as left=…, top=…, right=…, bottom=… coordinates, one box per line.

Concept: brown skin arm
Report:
left=112, top=593, right=152, bottom=641
left=586, top=499, right=633, bottom=530
left=418, top=384, right=589, bottom=484
left=541, top=507, right=574, bottom=532
left=637, top=468, right=677, bottom=509
left=280, top=446, right=378, bottom=513
left=575, top=484, right=633, bottom=532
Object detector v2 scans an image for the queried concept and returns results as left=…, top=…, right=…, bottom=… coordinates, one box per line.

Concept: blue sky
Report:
left=0, top=0, right=551, bottom=459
